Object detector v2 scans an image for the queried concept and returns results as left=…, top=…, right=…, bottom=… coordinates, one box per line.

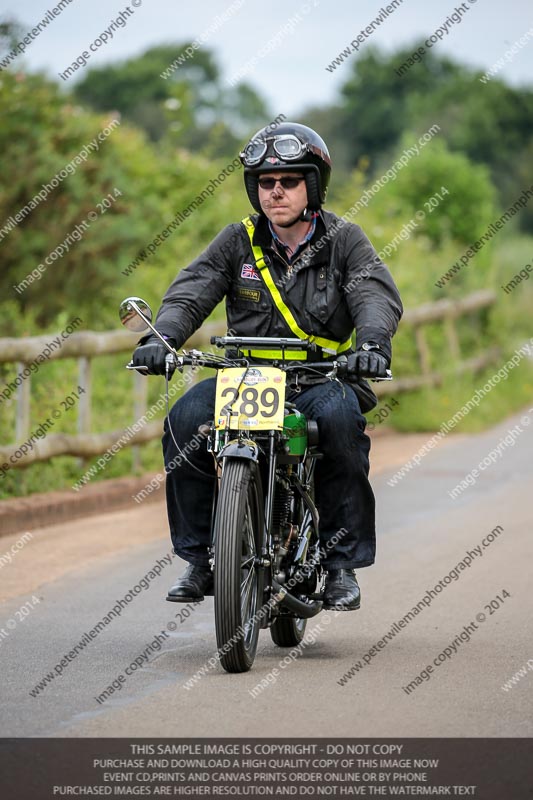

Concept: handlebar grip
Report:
left=335, top=355, right=392, bottom=380
left=336, top=355, right=348, bottom=377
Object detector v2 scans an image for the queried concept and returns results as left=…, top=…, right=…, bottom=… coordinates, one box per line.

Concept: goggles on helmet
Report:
left=240, top=134, right=311, bottom=167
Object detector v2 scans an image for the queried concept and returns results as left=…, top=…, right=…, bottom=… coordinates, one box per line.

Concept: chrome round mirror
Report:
left=119, top=297, right=153, bottom=332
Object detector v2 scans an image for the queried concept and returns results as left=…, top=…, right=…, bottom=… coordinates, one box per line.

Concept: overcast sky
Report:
left=3, top=0, right=533, bottom=117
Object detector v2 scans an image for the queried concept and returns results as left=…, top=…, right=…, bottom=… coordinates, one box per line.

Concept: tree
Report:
left=335, top=45, right=460, bottom=166
left=303, top=44, right=533, bottom=231
left=0, top=69, right=252, bottom=332
left=0, top=17, right=23, bottom=50
left=74, top=45, right=217, bottom=141
left=408, top=73, right=533, bottom=223
left=73, top=45, right=270, bottom=157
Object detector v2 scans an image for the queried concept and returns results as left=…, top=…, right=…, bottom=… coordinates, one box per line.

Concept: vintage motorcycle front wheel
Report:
left=213, top=458, right=264, bottom=673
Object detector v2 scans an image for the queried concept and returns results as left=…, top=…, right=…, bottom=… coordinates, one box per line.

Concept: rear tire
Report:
left=270, top=615, right=307, bottom=647
left=214, top=458, right=264, bottom=673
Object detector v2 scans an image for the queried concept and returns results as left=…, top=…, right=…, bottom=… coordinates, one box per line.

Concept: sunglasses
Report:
left=258, top=176, right=306, bottom=190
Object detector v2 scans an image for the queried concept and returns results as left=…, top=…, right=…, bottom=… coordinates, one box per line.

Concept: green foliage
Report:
left=329, top=138, right=499, bottom=305
left=383, top=137, right=498, bottom=245
left=0, top=72, right=159, bottom=327
left=387, top=357, right=533, bottom=434
left=408, top=72, right=533, bottom=225
left=0, top=70, right=253, bottom=331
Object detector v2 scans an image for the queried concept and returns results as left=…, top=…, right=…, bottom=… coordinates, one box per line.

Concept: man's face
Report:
left=257, top=172, right=308, bottom=226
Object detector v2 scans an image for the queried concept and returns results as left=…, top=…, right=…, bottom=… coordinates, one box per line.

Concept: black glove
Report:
left=132, top=335, right=176, bottom=375
left=346, top=344, right=389, bottom=379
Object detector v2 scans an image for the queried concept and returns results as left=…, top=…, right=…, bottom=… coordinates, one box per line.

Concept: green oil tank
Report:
left=283, top=411, right=308, bottom=459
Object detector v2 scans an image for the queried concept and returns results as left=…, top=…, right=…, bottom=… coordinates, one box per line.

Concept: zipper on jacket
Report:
left=263, top=242, right=315, bottom=283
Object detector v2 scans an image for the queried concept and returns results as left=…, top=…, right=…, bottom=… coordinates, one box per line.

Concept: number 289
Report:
left=220, top=386, right=279, bottom=418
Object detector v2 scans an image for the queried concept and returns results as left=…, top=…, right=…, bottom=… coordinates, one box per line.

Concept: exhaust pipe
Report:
left=271, top=578, right=322, bottom=619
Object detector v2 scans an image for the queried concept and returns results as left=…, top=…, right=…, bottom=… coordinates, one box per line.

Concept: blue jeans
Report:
left=162, top=378, right=375, bottom=570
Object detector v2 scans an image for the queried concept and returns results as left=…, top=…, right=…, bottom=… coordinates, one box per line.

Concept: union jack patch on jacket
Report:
left=241, top=263, right=261, bottom=281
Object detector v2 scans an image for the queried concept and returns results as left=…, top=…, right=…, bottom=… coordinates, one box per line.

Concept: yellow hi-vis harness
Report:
left=242, top=216, right=352, bottom=360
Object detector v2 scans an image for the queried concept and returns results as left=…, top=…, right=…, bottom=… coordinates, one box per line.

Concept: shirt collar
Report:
left=252, top=210, right=331, bottom=268
left=268, top=213, right=318, bottom=264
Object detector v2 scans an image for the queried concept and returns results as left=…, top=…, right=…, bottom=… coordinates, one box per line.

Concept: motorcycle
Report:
left=120, top=296, right=391, bottom=673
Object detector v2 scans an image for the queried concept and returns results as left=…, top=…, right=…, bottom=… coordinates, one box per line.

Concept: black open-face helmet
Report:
left=240, top=122, right=332, bottom=213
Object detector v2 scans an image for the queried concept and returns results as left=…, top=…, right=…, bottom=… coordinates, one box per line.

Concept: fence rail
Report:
left=392, top=288, right=497, bottom=392
left=0, top=291, right=498, bottom=470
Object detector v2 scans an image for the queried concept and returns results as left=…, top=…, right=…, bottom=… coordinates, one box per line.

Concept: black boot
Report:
left=166, top=564, right=213, bottom=602
left=323, top=569, right=360, bottom=610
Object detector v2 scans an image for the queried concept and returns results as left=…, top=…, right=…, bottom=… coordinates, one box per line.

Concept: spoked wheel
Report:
left=214, top=459, right=264, bottom=673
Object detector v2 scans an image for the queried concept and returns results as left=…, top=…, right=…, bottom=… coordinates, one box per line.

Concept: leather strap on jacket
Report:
left=242, top=216, right=352, bottom=360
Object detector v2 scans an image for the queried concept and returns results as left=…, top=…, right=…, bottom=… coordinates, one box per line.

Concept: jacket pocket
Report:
left=226, top=289, right=273, bottom=337
left=307, top=270, right=351, bottom=338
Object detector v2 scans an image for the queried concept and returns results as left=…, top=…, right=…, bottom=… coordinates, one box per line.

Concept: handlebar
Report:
left=210, top=336, right=392, bottom=381
left=209, top=336, right=391, bottom=380
left=127, top=348, right=392, bottom=381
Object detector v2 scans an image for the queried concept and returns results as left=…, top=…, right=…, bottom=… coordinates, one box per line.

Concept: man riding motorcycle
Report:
left=132, top=122, right=403, bottom=610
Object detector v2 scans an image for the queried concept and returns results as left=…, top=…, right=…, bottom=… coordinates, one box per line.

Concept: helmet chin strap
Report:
left=276, top=207, right=313, bottom=228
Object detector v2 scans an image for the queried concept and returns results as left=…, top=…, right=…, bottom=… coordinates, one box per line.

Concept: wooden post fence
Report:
left=0, top=291, right=498, bottom=470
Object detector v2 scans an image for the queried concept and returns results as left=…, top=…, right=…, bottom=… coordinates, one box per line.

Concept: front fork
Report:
left=207, top=428, right=272, bottom=589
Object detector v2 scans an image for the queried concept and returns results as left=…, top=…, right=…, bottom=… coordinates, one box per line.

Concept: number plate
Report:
left=214, top=367, right=286, bottom=430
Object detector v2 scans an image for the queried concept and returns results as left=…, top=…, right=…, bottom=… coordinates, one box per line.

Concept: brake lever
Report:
left=126, top=361, right=149, bottom=372
left=372, top=369, right=393, bottom=381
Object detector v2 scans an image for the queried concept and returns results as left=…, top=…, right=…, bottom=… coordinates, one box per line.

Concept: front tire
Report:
left=213, top=458, right=264, bottom=672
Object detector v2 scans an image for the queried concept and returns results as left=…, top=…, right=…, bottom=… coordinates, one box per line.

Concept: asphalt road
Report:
left=1, top=410, right=532, bottom=738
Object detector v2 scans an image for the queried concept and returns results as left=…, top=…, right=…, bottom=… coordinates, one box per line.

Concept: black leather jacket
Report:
left=153, top=210, right=403, bottom=411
